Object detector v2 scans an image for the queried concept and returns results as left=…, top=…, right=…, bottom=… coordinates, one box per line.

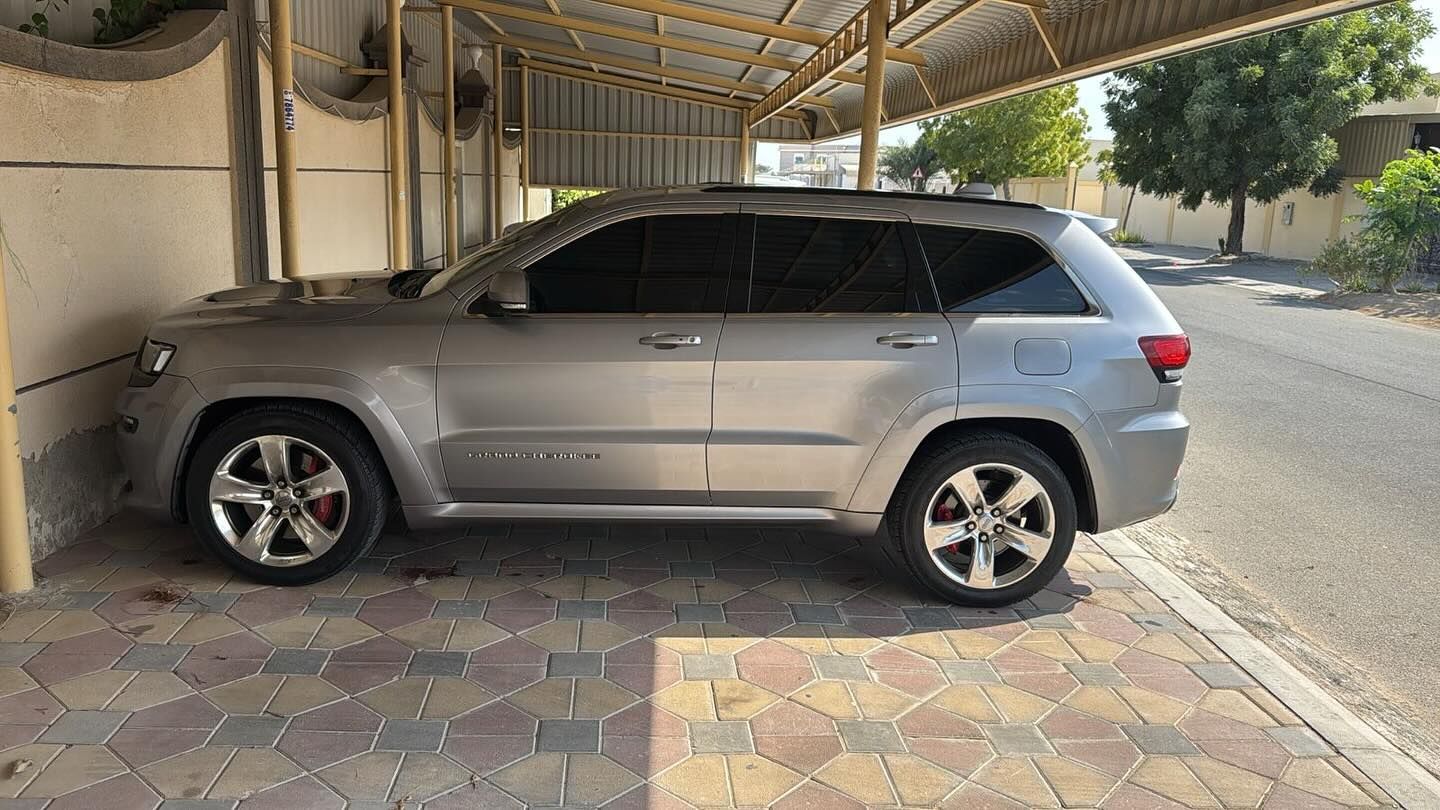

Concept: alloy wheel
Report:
left=207, top=435, right=350, bottom=567
left=922, top=462, right=1055, bottom=590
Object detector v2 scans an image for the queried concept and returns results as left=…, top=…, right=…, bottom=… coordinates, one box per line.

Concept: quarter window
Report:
left=915, top=224, right=1089, bottom=314
left=747, top=215, right=922, bottom=313
left=525, top=214, right=729, bottom=314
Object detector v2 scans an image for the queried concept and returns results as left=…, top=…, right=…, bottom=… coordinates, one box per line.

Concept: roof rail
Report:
left=698, top=184, right=1045, bottom=209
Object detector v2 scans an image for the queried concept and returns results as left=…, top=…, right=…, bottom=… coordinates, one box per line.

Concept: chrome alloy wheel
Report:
left=207, top=435, right=349, bottom=568
left=923, top=463, right=1055, bottom=590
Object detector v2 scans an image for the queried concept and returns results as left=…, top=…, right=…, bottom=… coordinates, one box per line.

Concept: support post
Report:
left=521, top=64, right=531, bottom=221
left=268, top=0, right=300, bottom=277
left=0, top=242, right=34, bottom=594
left=857, top=0, right=888, bottom=190
left=492, top=44, right=505, bottom=238
left=441, top=5, right=459, bottom=264
left=738, top=122, right=752, bottom=183
left=387, top=0, right=410, bottom=270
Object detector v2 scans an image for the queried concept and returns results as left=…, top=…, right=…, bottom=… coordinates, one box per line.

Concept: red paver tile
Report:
left=875, top=669, right=948, bottom=699
left=276, top=729, right=375, bottom=770
left=603, top=735, right=692, bottom=777
left=737, top=640, right=810, bottom=669
left=124, top=694, right=225, bottom=729
left=320, top=661, right=405, bottom=694
left=108, top=728, right=210, bottom=768
left=291, top=699, right=385, bottom=732
left=1002, top=671, right=1080, bottom=702
left=48, top=771, right=158, bottom=810
left=451, top=700, right=539, bottom=736
left=44, top=628, right=134, bottom=656
left=329, top=635, right=414, bottom=663
left=897, top=704, right=984, bottom=739
left=606, top=784, right=694, bottom=810
left=771, top=780, right=866, bottom=810
left=755, top=734, right=845, bottom=774
left=1198, top=739, right=1292, bottom=779
left=605, top=663, right=682, bottom=697
left=605, top=702, right=688, bottom=737
left=227, top=587, right=311, bottom=628
left=1040, top=707, right=1126, bottom=740
left=237, top=775, right=345, bottom=809
left=1179, top=708, right=1270, bottom=741
left=445, top=734, right=535, bottom=774
left=752, top=700, right=833, bottom=737
left=23, top=652, right=121, bottom=685
left=1053, top=740, right=1143, bottom=777
left=908, top=738, right=994, bottom=776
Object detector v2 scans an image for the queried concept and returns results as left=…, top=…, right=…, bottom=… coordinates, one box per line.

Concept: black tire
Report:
left=887, top=430, right=1076, bottom=607
left=185, top=403, right=390, bottom=586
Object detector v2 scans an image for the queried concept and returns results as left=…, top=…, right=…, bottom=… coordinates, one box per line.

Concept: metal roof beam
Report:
left=578, top=0, right=926, bottom=66
left=518, top=57, right=808, bottom=122
left=493, top=33, right=834, bottom=107
left=438, top=0, right=864, bottom=81
left=746, top=1, right=890, bottom=127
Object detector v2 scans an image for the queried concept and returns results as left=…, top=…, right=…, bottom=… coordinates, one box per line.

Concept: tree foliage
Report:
left=878, top=139, right=943, bottom=191
left=1104, top=2, right=1434, bottom=254
left=920, top=85, right=1089, bottom=197
left=551, top=188, right=604, bottom=210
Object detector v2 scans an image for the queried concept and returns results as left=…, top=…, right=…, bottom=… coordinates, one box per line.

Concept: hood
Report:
left=175, top=273, right=397, bottom=325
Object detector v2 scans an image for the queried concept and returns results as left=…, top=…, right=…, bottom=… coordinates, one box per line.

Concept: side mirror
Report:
left=477, top=269, right=529, bottom=315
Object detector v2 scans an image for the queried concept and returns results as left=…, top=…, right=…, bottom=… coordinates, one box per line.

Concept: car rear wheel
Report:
left=185, top=404, right=388, bottom=585
left=888, top=431, right=1076, bottom=607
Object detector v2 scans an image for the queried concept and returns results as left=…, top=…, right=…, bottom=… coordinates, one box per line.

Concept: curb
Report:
left=1096, top=529, right=1440, bottom=809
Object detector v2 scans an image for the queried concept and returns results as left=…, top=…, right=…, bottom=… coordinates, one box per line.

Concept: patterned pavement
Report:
left=0, top=513, right=1396, bottom=808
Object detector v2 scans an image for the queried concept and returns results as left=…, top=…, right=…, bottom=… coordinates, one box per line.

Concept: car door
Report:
left=436, top=206, right=737, bottom=504
left=708, top=205, right=959, bottom=509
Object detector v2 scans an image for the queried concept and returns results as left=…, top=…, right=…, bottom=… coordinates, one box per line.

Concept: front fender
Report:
left=187, top=366, right=443, bottom=506
left=846, top=384, right=1096, bottom=514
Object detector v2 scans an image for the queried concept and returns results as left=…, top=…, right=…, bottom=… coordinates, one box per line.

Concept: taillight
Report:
left=1138, top=334, right=1190, bottom=382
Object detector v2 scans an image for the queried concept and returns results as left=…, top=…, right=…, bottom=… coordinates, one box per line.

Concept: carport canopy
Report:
left=435, top=0, right=1388, bottom=191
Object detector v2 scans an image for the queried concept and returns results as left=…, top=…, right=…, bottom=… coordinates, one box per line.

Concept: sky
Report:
left=757, top=0, right=1440, bottom=168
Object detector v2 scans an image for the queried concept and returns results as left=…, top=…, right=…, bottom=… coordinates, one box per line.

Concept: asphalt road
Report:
left=1124, top=248, right=1440, bottom=771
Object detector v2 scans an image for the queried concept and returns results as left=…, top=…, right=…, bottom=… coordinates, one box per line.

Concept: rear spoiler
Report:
left=1048, top=207, right=1119, bottom=236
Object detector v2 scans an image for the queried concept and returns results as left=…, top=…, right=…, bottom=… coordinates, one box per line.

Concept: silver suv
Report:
left=116, top=185, right=1190, bottom=606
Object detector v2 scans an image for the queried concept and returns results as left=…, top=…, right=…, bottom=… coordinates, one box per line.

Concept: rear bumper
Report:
left=1077, top=401, right=1189, bottom=532
left=115, top=374, right=205, bottom=523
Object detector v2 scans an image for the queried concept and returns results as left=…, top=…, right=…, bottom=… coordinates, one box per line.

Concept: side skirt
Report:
left=403, top=502, right=883, bottom=537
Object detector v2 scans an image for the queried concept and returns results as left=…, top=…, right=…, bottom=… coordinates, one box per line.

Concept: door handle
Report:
left=877, top=333, right=939, bottom=348
left=639, top=333, right=703, bottom=349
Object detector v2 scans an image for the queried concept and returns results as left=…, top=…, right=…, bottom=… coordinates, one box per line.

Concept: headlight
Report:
left=129, top=338, right=176, bottom=387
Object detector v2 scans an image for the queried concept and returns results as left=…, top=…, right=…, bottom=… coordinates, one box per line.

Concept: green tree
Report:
left=878, top=138, right=943, bottom=191
left=920, top=85, right=1089, bottom=199
left=1104, top=2, right=1434, bottom=256
left=1354, top=149, right=1440, bottom=291
left=551, top=188, right=604, bottom=210
left=754, top=164, right=773, bottom=176
left=1094, top=147, right=1137, bottom=231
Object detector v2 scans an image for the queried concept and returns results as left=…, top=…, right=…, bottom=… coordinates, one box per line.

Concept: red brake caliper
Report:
left=933, top=503, right=960, bottom=553
left=302, top=454, right=337, bottom=524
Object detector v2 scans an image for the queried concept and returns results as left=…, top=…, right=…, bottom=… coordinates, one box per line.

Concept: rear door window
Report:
left=914, top=224, right=1089, bottom=314
left=743, top=215, right=928, bottom=313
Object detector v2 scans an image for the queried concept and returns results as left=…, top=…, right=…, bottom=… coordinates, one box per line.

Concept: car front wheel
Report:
left=889, top=431, right=1077, bottom=607
left=185, top=404, right=389, bottom=585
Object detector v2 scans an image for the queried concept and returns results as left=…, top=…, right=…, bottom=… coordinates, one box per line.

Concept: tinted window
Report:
left=915, top=224, right=1088, bottom=314
left=525, top=214, right=728, bottom=313
left=747, top=216, right=920, bottom=313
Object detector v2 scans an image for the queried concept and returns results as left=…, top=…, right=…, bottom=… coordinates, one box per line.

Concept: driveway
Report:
left=1122, top=245, right=1440, bottom=776
left=0, top=514, right=1395, bottom=808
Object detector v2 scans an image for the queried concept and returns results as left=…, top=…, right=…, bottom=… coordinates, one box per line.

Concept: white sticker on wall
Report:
left=282, top=88, right=297, bottom=132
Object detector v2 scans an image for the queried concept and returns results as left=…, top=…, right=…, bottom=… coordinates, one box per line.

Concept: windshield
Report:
left=419, top=203, right=586, bottom=297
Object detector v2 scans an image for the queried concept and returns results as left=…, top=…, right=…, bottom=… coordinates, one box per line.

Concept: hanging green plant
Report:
left=93, top=0, right=188, bottom=45
left=16, top=0, right=69, bottom=37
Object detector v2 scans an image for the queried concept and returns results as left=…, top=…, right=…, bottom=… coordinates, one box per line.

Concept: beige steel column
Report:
left=387, top=0, right=411, bottom=269
left=442, top=5, right=459, bottom=264
left=0, top=241, right=34, bottom=593
left=268, top=0, right=301, bottom=277
left=521, top=64, right=531, bottom=221
left=492, top=44, right=505, bottom=238
left=857, top=0, right=888, bottom=190
left=738, top=123, right=752, bottom=183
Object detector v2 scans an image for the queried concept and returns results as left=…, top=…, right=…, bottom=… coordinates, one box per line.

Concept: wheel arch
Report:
left=175, top=369, right=442, bottom=520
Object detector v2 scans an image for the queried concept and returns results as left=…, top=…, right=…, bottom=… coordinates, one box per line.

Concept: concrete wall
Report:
left=0, top=44, right=242, bottom=557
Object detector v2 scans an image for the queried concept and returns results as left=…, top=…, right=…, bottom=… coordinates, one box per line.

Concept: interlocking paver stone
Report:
left=38, top=710, right=128, bottom=743
left=837, top=720, right=906, bottom=752
left=815, top=656, right=869, bottom=681
left=1066, top=662, right=1128, bottom=686
left=790, top=603, right=843, bottom=625
left=682, top=654, right=737, bottom=680
left=773, top=562, right=820, bottom=579
left=563, top=559, right=608, bottom=577
left=691, top=720, right=755, bottom=753
left=209, top=716, right=287, bottom=747
left=157, top=801, right=239, bottom=809
left=1268, top=726, right=1333, bottom=756
left=670, top=561, right=715, bottom=579
left=903, top=607, right=959, bottom=629
left=548, top=652, right=603, bottom=677
left=8, top=517, right=1404, bottom=810
left=262, top=648, right=329, bottom=675
left=174, top=592, right=240, bottom=614
left=984, top=724, right=1055, bottom=754
left=115, top=644, right=192, bottom=672
left=537, top=719, right=600, bottom=752
left=408, top=651, right=469, bottom=677
left=675, top=604, right=726, bottom=624
left=557, top=600, right=607, bottom=620
left=377, top=719, right=446, bottom=752
left=305, top=597, right=364, bottom=617
left=1189, top=662, right=1257, bottom=688
left=1124, top=724, right=1202, bottom=755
